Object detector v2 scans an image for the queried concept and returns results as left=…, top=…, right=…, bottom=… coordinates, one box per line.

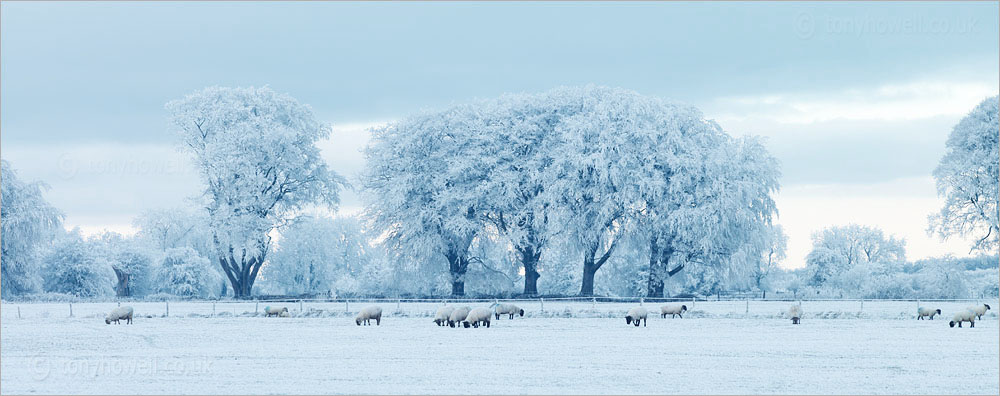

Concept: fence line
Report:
left=3, top=297, right=997, bottom=320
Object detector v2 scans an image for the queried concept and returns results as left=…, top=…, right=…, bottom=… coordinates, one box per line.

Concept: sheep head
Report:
left=935, top=309, right=941, bottom=315
left=681, top=305, right=688, bottom=312
left=625, top=316, right=633, bottom=325
left=463, top=322, right=471, bottom=328
left=518, top=309, right=524, bottom=317
left=282, top=307, right=289, bottom=313
left=105, top=318, right=111, bottom=325
left=949, top=321, right=956, bottom=328
left=355, top=319, right=361, bottom=326
left=985, top=304, right=991, bottom=310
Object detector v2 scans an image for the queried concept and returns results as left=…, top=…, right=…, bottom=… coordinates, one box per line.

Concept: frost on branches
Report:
left=167, top=87, right=345, bottom=298
left=929, top=96, right=999, bottom=253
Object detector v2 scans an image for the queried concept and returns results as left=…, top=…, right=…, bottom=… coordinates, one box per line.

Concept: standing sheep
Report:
left=448, top=306, right=472, bottom=328
left=917, top=307, right=941, bottom=320
left=494, top=303, right=524, bottom=320
left=105, top=306, right=134, bottom=325
left=660, top=304, right=688, bottom=319
left=434, top=306, right=456, bottom=326
left=355, top=306, right=383, bottom=326
left=625, top=307, right=648, bottom=327
left=949, top=309, right=976, bottom=328
left=967, top=304, right=991, bottom=320
left=788, top=304, right=803, bottom=324
left=264, top=306, right=289, bottom=317
left=464, top=308, right=493, bottom=328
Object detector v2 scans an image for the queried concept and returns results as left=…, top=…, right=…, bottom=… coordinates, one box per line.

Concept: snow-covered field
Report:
left=2, top=301, right=998, bottom=395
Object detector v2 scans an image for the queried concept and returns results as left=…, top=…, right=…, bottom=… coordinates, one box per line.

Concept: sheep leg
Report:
left=495, top=313, right=500, bottom=320
left=970, top=321, right=975, bottom=328
left=509, top=313, right=514, bottom=319
left=643, top=318, right=647, bottom=327
left=486, top=321, right=490, bottom=328
left=661, top=313, right=666, bottom=318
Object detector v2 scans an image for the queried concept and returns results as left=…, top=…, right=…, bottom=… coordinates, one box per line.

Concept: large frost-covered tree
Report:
left=805, top=224, right=906, bottom=285
left=167, top=87, right=345, bottom=298
left=363, top=104, right=492, bottom=296
left=1, top=160, right=63, bottom=298
left=929, top=96, right=999, bottom=253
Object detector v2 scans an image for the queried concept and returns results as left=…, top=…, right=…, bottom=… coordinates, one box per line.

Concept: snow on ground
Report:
left=2, top=303, right=997, bottom=395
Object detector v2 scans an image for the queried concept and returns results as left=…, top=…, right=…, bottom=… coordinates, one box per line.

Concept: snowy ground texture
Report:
left=2, top=300, right=998, bottom=395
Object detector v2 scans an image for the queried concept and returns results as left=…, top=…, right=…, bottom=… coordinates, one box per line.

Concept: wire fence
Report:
left=3, top=297, right=997, bottom=321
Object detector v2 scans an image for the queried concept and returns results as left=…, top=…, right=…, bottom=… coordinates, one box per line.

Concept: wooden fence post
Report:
left=69, top=303, right=73, bottom=318
left=166, top=301, right=169, bottom=317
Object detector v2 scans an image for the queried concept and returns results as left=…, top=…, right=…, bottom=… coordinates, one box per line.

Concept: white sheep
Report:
left=105, top=306, right=134, bottom=325
left=788, top=304, right=803, bottom=324
left=434, top=306, right=456, bottom=326
left=625, top=307, right=648, bottom=327
left=660, top=304, right=688, bottom=319
left=967, top=303, right=991, bottom=320
left=950, top=309, right=976, bottom=328
left=355, top=305, right=382, bottom=326
left=917, top=307, right=941, bottom=320
left=464, top=308, right=493, bottom=328
left=448, top=306, right=472, bottom=328
left=494, top=303, right=524, bottom=320
left=264, top=306, right=288, bottom=317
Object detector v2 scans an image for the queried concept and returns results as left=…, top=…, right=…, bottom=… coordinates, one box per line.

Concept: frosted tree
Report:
left=156, top=247, right=220, bottom=298
left=805, top=224, right=906, bottom=285
left=363, top=104, right=492, bottom=296
left=929, top=96, right=999, bottom=253
left=263, top=215, right=371, bottom=296
left=478, top=93, right=571, bottom=295
left=751, top=224, right=787, bottom=297
left=1, top=160, right=63, bottom=298
left=167, top=87, right=345, bottom=298
left=644, top=135, right=780, bottom=297
left=41, top=230, right=115, bottom=298
left=92, top=232, right=156, bottom=298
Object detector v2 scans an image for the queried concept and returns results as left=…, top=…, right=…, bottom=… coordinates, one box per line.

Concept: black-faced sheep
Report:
left=464, top=308, right=492, bottom=328
left=434, top=306, right=455, bottom=326
left=494, top=303, right=524, bottom=320
left=264, top=306, right=288, bottom=317
left=105, top=306, right=134, bottom=325
left=355, top=305, right=382, bottom=326
left=625, top=307, right=648, bottom=327
left=660, top=304, right=688, bottom=319
left=788, top=304, right=803, bottom=324
left=950, top=309, right=976, bottom=328
left=967, top=304, right=991, bottom=320
left=917, top=307, right=941, bottom=320
left=448, top=306, right=472, bottom=328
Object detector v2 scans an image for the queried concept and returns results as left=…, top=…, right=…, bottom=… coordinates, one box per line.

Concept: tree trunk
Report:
left=646, top=237, right=664, bottom=298
left=113, top=268, right=130, bottom=298
left=580, top=260, right=598, bottom=296
left=518, top=246, right=541, bottom=295
left=447, top=251, right=470, bottom=296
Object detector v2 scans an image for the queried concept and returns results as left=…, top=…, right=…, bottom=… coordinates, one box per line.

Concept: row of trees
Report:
left=1, top=88, right=995, bottom=300
left=362, top=86, right=781, bottom=296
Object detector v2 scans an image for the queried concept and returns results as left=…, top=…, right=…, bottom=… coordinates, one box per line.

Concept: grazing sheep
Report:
left=660, top=304, right=688, bottom=319
left=950, top=310, right=976, bottom=328
left=105, top=306, right=134, bottom=325
left=264, top=306, right=288, bottom=317
left=434, top=306, right=456, bottom=326
left=967, top=304, right=991, bottom=320
left=355, top=306, right=382, bottom=326
left=788, top=304, right=803, bottom=324
left=464, top=308, right=493, bottom=328
left=625, top=307, right=648, bottom=327
left=448, top=306, right=472, bottom=328
left=494, top=304, right=524, bottom=320
left=917, top=307, right=941, bottom=320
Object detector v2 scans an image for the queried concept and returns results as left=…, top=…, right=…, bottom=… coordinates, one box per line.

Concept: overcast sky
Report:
left=2, top=2, right=997, bottom=269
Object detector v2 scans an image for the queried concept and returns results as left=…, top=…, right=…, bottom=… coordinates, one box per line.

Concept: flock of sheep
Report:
left=102, top=302, right=992, bottom=328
